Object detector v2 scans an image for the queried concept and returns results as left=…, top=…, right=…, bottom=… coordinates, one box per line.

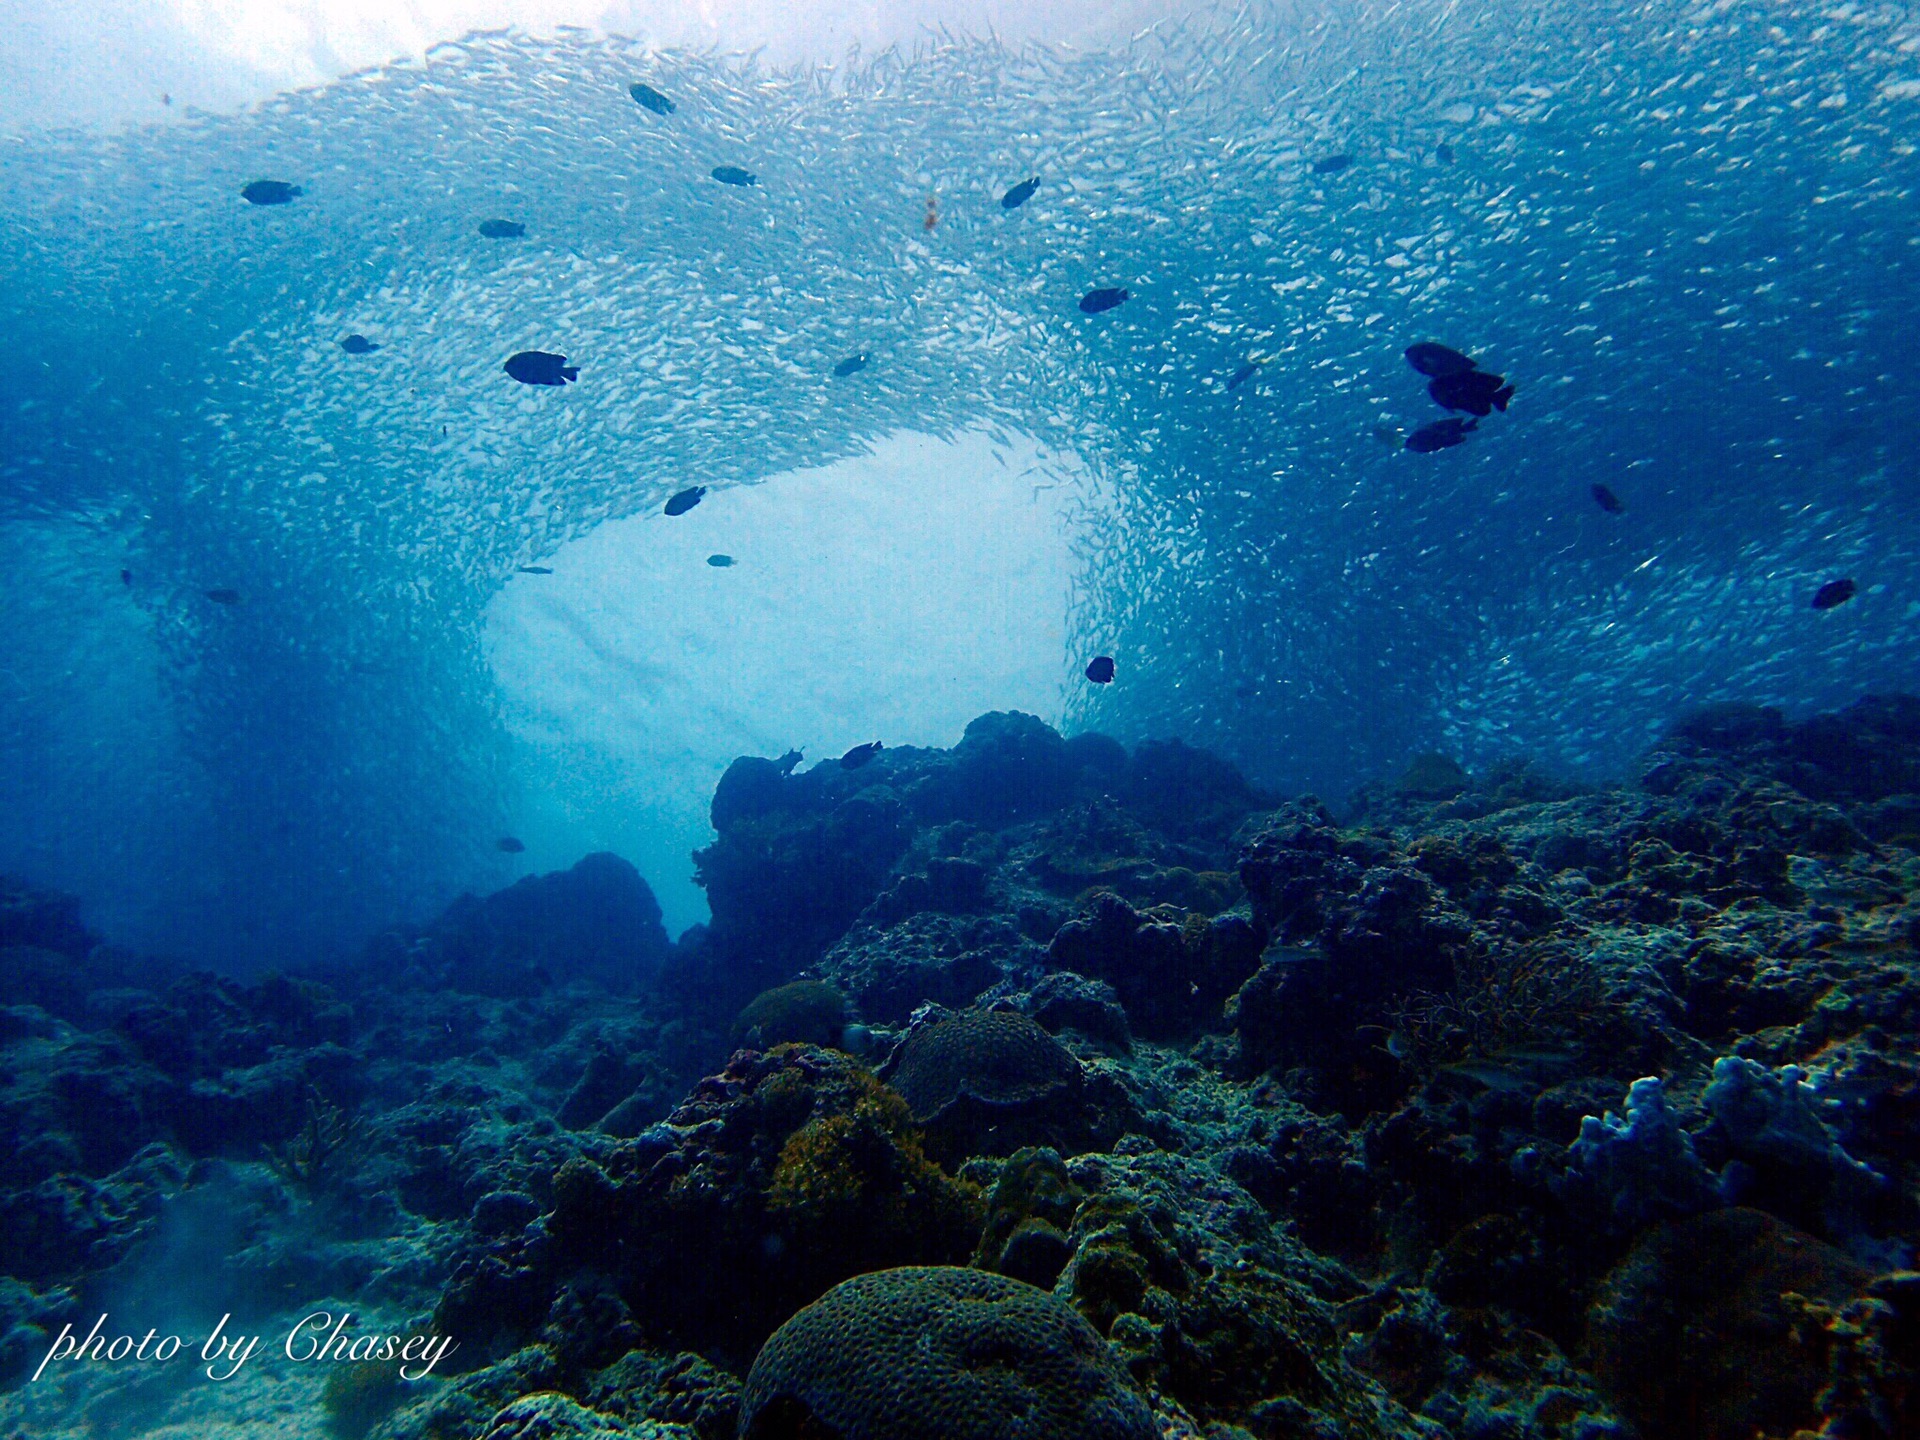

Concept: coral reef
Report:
left=541, top=1044, right=982, bottom=1365
left=1586, top=1206, right=1874, bottom=1440
left=6, top=697, right=1920, bottom=1440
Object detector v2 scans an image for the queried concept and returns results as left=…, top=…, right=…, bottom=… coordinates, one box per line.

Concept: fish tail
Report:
left=562, top=367, right=578, bottom=381
left=1493, top=386, right=1513, bottom=412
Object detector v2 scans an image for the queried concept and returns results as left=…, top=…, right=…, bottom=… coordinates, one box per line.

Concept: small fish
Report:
left=840, top=741, right=884, bottom=770
left=477, top=218, right=526, bottom=239
left=242, top=180, right=302, bottom=206
left=712, top=165, right=757, bottom=187
left=1001, top=176, right=1039, bottom=210
left=340, top=334, right=378, bottom=355
left=1311, top=154, right=1353, bottom=175
left=706, top=554, right=735, bottom=567
left=504, top=351, right=578, bottom=386
left=924, top=194, right=938, bottom=232
left=629, top=82, right=675, bottom=115
left=664, top=486, right=707, bottom=516
left=1591, top=484, right=1626, bottom=514
left=120, top=569, right=133, bottom=586
left=1085, top=655, right=1116, bottom=684
left=777, top=748, right=804, bottom=775
left=832, top=353, right=869, bottom=378
left=497, top=837, right=525, bottom=853
left=1428, top=369, right=1513, bottom=416
left=1812, top=578, right=1858, bottom=610
left=205, top=588, right=242, bottom=605
left=1405, top=418, right=1478, bottom=453
left=517, top=565, right=553, bottom=574
left=1404, top=342, right=1478, bottom=378
left=1227, top=360, right=1261, bottom=392
left=1080, top=287, right=1130, bottom=314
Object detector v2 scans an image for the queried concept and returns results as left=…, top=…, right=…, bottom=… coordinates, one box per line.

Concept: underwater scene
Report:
left=3, top=0, right=1920, bottom=1435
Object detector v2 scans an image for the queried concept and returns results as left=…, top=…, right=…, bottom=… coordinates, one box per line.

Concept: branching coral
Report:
left=262, top=1086, right=360, bottom=1193
left=1386, top=939, right=1624, bottom=1074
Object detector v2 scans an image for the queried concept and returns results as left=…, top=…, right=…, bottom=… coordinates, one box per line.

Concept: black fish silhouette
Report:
left=664, top=487, right=707, bottom=516
left=706, top=554, right=735, bottom=567
left=629, top=82, right=675, bottom=115
left=1812, top=578, right=1857, bottom=610
left=205, top=588, right=242, bottom=605
left=1405, top=418, right=1477, bottom=453
left=505, top=351, right=578, bottom=385
left=777, top=748, right=804, bottom=775
left=712, top=166, right=757, bottom=186
left=497, top=837, right=525, bottom=853
left=1227, top=361, right=1261, bottom=392
left=1001, top=176, right=1039, bottom=210
left=832, top=353, right=869, bottom=378
left=340, top=334, right=378, bottom=354
left=242, top=180, right=302, bottom=205
left=1311, top=154, right=1353, bottom=174
left=1429, top=369, right=1513, bottom=417
left=1405, top=343, right=1477, bottom=378
left=478, top=219, right=526, bottom=238
left=1436, top=143, right=1456, bottom=164
left=1085, top=656, right=1116, bottom=684
left=518, top=565, right=553, bottom=574
left=840, top=741, right=884, bottom=769
left=1591, top=484, right=1626, bottom=514
left=1080, top=287, right=1130, bottom=314
left=120, top=569, right=133, bottom=586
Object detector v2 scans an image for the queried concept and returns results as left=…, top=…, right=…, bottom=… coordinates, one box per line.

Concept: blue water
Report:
left=3, top=0, right=1918, bottom=966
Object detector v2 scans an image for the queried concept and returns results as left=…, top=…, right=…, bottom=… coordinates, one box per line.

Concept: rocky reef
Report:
left=2, top=700, right=1919, bottom=1439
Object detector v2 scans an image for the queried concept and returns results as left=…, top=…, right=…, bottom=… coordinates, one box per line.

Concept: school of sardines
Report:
left=2, top=0, right=1913, bottom=868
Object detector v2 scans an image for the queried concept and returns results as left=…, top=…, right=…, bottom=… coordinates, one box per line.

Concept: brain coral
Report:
left=738, top=1266, right=1156, bottom=1440
left=881, top=1008, right=1081, bottom=1122
left=736, top=980, right=851, bottom=1050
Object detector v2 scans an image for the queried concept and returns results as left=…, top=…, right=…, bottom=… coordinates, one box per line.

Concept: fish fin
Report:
left=562, top=367, right=578, bottom=381
left=1492, top=386, right=1513, bottom=412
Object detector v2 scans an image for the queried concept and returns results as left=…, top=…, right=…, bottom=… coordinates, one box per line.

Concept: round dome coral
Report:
left=882, top=1008, right=1082, bottom=1123
left=739, top=1266, right=1156, bottom=1440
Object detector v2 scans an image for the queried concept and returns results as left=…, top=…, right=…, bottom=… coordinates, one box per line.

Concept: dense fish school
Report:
left=0, top=0, right=1915, bottom=959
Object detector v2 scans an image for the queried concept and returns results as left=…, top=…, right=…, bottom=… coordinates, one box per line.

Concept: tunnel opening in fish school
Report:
left=482, top=427, right=1093, bottom=937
